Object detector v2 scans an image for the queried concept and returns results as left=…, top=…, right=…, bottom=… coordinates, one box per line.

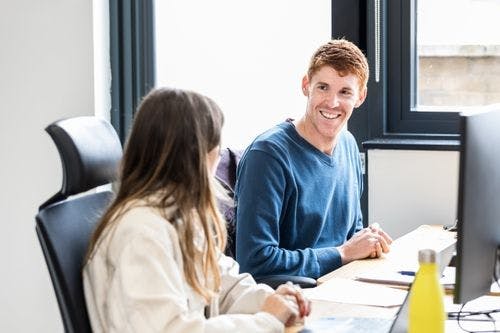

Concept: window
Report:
left=359, top=0, right=500, bottom=139
left=417, top=0, right=500, bottom=110
left=380, top=0, right=457, bottom=137
left=110, top=1, right=500, bottom=143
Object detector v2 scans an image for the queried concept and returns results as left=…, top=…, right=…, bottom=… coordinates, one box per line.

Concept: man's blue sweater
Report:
left=234, top=121, right=364, bottom=279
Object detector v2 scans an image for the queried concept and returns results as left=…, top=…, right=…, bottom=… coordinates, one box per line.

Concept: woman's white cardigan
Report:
left=83, top=203, right=283, bottom=332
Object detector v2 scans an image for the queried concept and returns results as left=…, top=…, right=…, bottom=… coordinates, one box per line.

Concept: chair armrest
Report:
left=254, top=275, right=317, bottom=289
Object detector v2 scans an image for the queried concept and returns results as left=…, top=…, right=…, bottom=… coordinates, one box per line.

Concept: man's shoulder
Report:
left=237, top=122, right=294, bottom=173
left=339, top=129, right=359, bottom=150
left=248, top=121, right=294, bottom=151
left=340, top=128, right=357, bottom=143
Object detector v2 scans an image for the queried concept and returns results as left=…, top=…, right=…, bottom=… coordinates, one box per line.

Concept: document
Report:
left=302, top=277, right=408, bottom=307
left=355, top=266, right=456, bottom=290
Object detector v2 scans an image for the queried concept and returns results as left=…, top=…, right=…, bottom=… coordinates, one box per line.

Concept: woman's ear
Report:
left=206, top=145, right=221, bottom=176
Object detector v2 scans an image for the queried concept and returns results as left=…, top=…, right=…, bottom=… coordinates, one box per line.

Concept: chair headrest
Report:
left=40, top=116, right=122, bottom=209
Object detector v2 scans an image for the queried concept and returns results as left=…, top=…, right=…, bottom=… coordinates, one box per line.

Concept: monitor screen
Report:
left=454, top=105, right=500, bottom=304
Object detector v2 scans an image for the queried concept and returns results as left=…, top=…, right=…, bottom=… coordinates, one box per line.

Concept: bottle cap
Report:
left=418, top=248, right=437, bottom=263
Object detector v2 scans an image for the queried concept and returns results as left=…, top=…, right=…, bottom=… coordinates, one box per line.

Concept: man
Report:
left=234, top=39, right=392, bottom=280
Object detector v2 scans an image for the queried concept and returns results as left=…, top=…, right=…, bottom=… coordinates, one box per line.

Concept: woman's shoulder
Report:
left=119, top=204, right=176, bottom=237
left=102, top=202, right=179, bottom=255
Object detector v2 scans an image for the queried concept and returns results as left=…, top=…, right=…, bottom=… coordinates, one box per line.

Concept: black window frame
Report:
left=331, top=0, right=461, bottom=224
left=333, top=0, right=462, bottom=146
left=110, top=0, right=462, bottom=143
left=385, top=0, right=460, bottom=137
left=109, top=0, right=156, bottom=143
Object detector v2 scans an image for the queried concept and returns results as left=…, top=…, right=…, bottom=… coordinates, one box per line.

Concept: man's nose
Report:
left=326, top=93, right=340, bottom=108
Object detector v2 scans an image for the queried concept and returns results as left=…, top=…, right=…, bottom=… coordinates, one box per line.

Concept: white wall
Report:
left=0, top=1, right=108, bottom=331
left=154, top=0, right=332, bottom=149
left=368, top=149, right=460, bottom=239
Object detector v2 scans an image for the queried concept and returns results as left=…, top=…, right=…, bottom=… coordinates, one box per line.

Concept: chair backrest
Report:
left=215, top=147, right=243, bottom=258
left=216, top=146, right=317, bottom=289
left=36, top=116, right=122, bottom=333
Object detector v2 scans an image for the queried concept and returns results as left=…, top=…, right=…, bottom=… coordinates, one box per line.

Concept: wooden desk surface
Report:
left=318, top=224, right=456, bottom=284
left=286, top=225, right=468, bottom=332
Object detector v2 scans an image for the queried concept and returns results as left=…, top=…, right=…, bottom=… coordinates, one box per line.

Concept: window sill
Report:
left=362, top=138, right=460, bottom=151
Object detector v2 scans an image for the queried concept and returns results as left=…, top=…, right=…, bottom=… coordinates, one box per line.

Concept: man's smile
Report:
left=319, top=110, right=342, bottom=120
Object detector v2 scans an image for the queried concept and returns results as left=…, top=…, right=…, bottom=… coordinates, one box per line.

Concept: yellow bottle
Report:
left=408, top=249, right=445, bottom=333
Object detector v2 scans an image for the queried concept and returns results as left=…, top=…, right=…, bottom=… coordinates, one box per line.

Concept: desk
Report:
left=286, top=225, right=500, bottom=333
left=317, top=224, right=456, bottom=285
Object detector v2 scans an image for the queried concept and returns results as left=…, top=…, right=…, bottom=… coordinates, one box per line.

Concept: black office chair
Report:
left=216, top=148, right=317, bottom=289
left=35, top=116, right=122, bottom=333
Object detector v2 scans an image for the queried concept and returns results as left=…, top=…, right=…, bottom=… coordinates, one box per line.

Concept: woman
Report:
left=83, top=87, right=310, bottom=332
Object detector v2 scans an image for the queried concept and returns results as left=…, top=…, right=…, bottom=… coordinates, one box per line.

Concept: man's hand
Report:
left=368, top=223, right=393, bottom=258
left=336, top=223, right=393, bottom=264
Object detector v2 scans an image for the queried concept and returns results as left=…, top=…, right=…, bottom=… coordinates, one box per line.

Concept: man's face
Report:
left=302, top=66, right=366, bottom=143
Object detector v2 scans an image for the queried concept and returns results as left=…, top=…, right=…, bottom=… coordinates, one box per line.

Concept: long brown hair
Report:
left=86, top=87, right=227, bottom=302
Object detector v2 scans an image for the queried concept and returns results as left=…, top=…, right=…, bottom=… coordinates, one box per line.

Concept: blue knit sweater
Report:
left=234, top=121, right=364, bottom=279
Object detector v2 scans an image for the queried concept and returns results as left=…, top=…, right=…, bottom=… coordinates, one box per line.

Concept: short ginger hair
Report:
left=307, top=39, right=369, bottom=92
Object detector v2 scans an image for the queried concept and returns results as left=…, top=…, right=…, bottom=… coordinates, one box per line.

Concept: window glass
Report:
left=417, top=0, right=500, bottom=111
left=154, top=0, right=330, bottom=149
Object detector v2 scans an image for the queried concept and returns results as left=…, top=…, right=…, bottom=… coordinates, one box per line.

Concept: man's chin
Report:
left=321, top=125, right=343, bottom=139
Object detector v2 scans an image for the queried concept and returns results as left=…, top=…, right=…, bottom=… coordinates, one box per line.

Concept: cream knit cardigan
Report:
left=83, top=202, right=283, bottom=333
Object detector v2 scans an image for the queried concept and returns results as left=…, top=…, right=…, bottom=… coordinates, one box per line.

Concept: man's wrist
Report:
left=336, top=245, right=347, bottom=265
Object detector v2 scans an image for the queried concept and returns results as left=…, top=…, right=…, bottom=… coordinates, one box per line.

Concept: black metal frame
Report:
left=385, top=0, right=460, bottom=137
left=331, top=0, right=370, bottom=224
left=331, top=0, right=462, bottom=224
left=333, top=0, right=461, bottom=142
left=109, top=0, right=156, bottom=143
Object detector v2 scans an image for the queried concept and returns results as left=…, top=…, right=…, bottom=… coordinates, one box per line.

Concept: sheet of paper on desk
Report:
left=302, top=277, right=407, bottom=307
left=355, top=266, right=456, bottom=289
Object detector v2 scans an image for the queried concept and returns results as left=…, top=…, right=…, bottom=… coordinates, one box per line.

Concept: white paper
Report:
left=303, top=277, right=408, bottom=307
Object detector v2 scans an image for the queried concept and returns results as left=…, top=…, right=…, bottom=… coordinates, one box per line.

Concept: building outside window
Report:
left=417, top=0, right=500, bottom=110
left=372, top=0, right=500, bottom=137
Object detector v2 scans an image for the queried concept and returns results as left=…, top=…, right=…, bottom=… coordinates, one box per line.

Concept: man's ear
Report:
left=354, top=87, right=367, bottom=108
left=301, top=75, right=309, bottom=96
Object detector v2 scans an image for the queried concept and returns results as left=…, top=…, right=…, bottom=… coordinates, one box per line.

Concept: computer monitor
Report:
left=454, top=105, right=500, bottom=304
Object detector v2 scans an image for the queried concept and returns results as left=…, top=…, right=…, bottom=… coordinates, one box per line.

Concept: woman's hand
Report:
left=261, top=282, right=311, bottom=326
left=276, top=282, right=311, bottom=318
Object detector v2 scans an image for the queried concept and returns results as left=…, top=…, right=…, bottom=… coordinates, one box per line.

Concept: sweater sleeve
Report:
left=235, top=149, right=342, bottom=279
left=217, top=253, right=275, bottom=314
left=95, top=223, right=283, bottom=333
